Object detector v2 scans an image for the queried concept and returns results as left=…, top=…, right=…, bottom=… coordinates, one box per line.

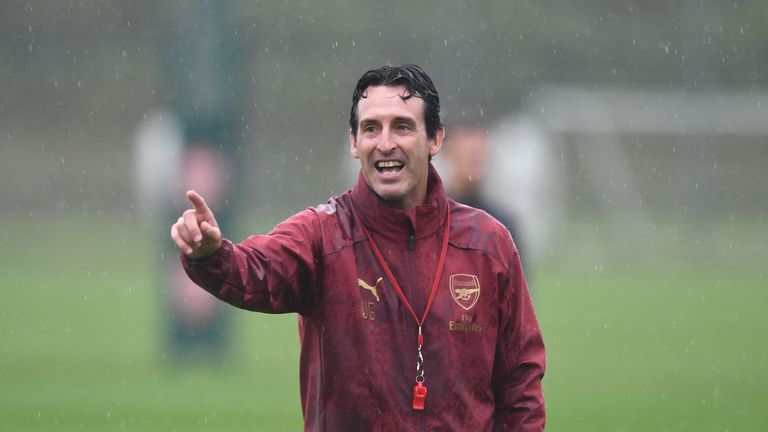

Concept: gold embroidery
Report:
left=454, top=287, right=480, bottom=300
left=361, top=301, right=376, bottom=320
left=449, top=274, right=481, bottom=310
left=448, top=313, right=482, bottom=332
left=358, top=277, right=382, bottom=302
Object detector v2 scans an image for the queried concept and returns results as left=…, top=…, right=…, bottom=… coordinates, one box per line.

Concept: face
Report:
left=350, top=85, right=444, bottom=210
left=444, top=125, right=489, bottom=193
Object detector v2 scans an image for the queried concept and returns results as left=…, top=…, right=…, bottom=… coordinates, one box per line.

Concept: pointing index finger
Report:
left=186, top=190, right=210, bottom=215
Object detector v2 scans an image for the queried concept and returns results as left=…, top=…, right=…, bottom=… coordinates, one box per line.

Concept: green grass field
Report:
left=1, top=216, right=766, bottom=431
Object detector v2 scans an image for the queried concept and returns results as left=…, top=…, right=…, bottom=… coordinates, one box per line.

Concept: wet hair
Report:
left=349, top=64, right=443, bottom=139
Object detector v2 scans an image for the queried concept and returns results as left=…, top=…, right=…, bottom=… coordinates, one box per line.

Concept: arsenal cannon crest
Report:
left=449, top=274, right=481, bottom=311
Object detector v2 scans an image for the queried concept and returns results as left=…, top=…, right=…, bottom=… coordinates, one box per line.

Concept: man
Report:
left=171, top=64, right=546, bottom=431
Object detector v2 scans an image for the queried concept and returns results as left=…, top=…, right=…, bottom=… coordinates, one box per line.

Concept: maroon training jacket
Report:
left=182, top=165, right=546, bottom=431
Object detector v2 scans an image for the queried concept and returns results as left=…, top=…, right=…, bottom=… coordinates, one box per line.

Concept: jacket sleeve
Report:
left=181, top=208, right=322, bottom=315
left=493, top=244, right=546, bottom=431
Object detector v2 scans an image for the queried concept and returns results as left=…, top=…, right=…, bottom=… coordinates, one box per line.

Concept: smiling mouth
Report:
left=376, top=160, right=404, bottom=174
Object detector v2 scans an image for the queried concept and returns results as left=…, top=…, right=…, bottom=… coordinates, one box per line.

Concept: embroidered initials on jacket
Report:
left=359, top=277, right=382, bottom=320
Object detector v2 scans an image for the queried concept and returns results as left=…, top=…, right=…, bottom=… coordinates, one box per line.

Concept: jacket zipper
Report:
left=408, top=222, right=415, bottom=251
left=406, top=220, right=427, bottom=431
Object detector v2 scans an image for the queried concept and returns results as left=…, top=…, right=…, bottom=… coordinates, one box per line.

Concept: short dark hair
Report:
left=349, top=64, right=442, bottom=139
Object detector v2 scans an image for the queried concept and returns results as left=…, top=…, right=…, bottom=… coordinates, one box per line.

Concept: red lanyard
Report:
left=359, top=208, right=451, bottom=410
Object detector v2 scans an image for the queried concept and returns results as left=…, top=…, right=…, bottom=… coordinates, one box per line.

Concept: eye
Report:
left=395, top=123, right=412, bottom=133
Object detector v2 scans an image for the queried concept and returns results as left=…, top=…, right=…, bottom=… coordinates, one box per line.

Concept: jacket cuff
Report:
left=181, top=238, right=233, bottom=274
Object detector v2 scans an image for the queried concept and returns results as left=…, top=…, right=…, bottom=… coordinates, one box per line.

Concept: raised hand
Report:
left=170, top=190, right=223, bottom=259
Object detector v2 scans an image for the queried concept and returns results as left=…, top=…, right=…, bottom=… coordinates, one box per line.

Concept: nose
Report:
left=376, top=129, right=396, bottom=154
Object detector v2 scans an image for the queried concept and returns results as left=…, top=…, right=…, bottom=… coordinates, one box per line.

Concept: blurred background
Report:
left=1, top=0, right=766, bottom=430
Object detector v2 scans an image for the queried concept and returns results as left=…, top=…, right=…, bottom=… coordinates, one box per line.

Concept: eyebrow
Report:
left=392, top=116, right=417, bottom=125
left=359, top=115, right=417, bottom=126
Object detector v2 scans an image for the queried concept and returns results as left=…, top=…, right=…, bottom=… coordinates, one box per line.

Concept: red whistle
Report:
left=412, top=382, right=427, bottom=410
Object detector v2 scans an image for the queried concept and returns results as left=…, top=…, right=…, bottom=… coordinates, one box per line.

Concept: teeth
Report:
left=377, top=161, right=403, bottom=168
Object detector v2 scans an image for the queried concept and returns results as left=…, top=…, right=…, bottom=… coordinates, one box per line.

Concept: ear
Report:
left=428, top=126, right=446, bottom=158
left=349, top=129, right=360, bottom=159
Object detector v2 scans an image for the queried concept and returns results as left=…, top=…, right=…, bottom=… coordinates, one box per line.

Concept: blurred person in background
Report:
left=440, top=119, right=527, bottom=273
left=135, top=0, right=243, bottom=361
left=171, top=64, right=545, bottom=430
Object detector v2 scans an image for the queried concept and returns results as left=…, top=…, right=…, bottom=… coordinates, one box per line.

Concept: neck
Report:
left=377, top=189, right=427, bottom=211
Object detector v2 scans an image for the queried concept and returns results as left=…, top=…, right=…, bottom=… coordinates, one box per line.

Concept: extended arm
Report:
left=171, top=190, right=321, bottom=315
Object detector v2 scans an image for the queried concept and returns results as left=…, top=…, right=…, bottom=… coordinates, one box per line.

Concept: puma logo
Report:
left=358, top=277, right=382, bottom=302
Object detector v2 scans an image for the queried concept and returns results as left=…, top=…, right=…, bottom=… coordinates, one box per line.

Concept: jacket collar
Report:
left=351, top=164, right=449, bottom=243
